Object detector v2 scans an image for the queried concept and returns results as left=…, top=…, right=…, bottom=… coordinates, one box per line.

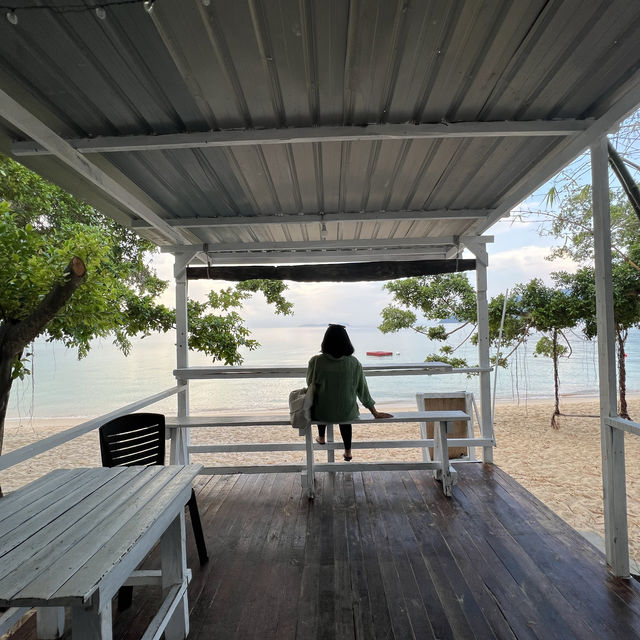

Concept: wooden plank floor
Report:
left=8, top=464, right=640, bottom=639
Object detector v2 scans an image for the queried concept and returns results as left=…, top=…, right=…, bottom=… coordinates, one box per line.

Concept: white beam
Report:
left=132, top=209, right=493, bottom=229
left=11, top=120, right=590, bottom=156
left=160, top=235, right=493, bottom=254
left=472, top=74, right=640, bottom=234
left=180, top=248, right=451, bottom=265
left=591, top=137, right=629, bottom=578
left=0, top=88, right=189, bottom=246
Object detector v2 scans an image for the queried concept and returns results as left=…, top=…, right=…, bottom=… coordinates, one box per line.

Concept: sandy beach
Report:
left=2, top=397, right=639, bottom=568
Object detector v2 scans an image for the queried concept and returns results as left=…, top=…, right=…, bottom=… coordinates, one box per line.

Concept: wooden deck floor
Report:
left=9, top=464, right=640, bottom=639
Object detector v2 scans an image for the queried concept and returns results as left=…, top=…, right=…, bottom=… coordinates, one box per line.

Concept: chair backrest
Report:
left=99, top=413, right=166, bottom=468
left=415, top=392, right=475, bottom=460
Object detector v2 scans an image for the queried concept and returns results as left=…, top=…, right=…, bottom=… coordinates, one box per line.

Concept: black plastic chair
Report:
left=99, top=412, right=208, bottom=609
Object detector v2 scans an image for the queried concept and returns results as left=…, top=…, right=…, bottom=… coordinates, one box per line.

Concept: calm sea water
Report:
left=7, top=325, right=640, bottom=420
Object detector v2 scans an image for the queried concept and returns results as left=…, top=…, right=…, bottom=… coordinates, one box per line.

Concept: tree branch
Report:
left=1, top=257, right=86, bottom=359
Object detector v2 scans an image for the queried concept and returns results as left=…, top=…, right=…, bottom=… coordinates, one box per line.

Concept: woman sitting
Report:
left=307, top=324, right=392, bottom=461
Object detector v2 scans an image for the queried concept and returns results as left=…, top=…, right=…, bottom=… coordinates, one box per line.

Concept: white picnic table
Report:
left=0, top=464, right=202, bottom=640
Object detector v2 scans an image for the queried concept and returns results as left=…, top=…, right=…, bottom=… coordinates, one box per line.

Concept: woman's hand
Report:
left=370, top=408, right=393, bottom=419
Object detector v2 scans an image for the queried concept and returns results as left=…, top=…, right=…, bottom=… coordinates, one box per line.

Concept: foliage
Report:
left=0, top=154, right=293, bottom=451
left=520, top=111, right=640, bottom=419
left=379, top=274, right=480, bottom=367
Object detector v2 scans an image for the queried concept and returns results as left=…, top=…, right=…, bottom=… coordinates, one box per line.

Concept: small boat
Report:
left=366, top=351, right=393, bottom=356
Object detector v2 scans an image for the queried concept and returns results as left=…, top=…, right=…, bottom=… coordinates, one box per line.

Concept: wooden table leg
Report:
left=36, top=607, right=64, bottom=639
left=326, top=423, right=335, bottom=463
left=161, top=512, right=189, bottom=640
left=71, top=597, right=112, bottom=639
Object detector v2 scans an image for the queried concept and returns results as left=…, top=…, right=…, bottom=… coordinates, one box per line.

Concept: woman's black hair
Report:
left=321, top=324, right=355, bottom=357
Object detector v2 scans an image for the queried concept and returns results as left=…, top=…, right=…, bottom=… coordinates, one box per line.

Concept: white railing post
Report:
left=591, top=137, right=629, bottom=578
left=465, top=239, right=494, bottom=463
left=171, top=252, right=193, bottom=465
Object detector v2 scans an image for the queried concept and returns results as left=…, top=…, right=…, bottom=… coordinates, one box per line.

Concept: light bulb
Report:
left=320, top=222, right=327, bottom=240
left=202, top=0, right=211, bottom=5
left=95, top=7, right=106, bottom=20
left=143, top=0, right=154, bottom=12
left=6, top=10, right=18, bottom=25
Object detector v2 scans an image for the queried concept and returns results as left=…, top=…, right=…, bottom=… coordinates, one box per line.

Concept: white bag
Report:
left=288, top=383, right=315, bottom=429
left=289, top=359, right=317, bottom=429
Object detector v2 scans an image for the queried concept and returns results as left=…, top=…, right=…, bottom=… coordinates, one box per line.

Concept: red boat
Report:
left=366, top=351, right=393, bottom=356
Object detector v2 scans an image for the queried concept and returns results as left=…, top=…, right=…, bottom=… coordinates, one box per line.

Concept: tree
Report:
left=0, top=155, right=293, bottom=457
left=513, top=278, right=581, bottom=428
left=378, top=273, right=530, bottom=370
left=378, top=274, right=479, bottom=368
left=555, top=250, right=640, bottom=419
left=377, top=272, right=583, bottom=426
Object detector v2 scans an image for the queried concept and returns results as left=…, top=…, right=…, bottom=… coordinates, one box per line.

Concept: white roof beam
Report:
left=160, top=235, right=492, bottom=254
left=178, top=248, right=451, bottom=265
left=11, top=120, right=590, bottom=156
left=0, top=88, right=191, bottom=246
left=132, top=209, right=493, bottom=229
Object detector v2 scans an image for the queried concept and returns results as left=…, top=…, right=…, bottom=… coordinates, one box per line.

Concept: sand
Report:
left=2, top=398, right=639, bottom=567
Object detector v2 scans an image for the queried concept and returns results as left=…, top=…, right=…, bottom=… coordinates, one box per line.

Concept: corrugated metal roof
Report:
left=1, top=0, right=640, bottom=263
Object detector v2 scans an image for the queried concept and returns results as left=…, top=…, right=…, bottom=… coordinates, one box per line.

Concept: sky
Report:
left=149, top=190, right=579, bottom=330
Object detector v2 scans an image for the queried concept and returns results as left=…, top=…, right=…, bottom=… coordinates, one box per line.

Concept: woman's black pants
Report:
left=317, top=424, right=352, bottom=449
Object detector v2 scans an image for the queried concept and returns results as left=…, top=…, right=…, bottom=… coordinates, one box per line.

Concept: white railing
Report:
left=606, top=416, right=640, bottom=437
left=0, top=385, right=185, bottom=472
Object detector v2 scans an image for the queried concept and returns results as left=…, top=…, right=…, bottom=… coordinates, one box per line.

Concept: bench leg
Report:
left=437, top=420, right=453, bottom=497
left=326, top=424, right=335, bottom=463
left=71, top=598, right=111, bottom=640
left=162, top=512, right=189, bottom=640
left=36, top=607, right=65, bottom=639
left=303, top=425, right=315, bottom=499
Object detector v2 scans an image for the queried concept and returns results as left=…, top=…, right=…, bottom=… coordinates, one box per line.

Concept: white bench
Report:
left=167, top=411, right=492, bottom=498
left=0, top=465, right=201, bottom=640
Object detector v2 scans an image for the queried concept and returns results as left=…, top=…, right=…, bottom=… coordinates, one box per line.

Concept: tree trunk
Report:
left=0, top=348, right=17, bottom=457
left=617, top=327, right=630, bottom=420
left=551, top=329, right=561, bottom=429
left=0, top=256, right=86, bottom=469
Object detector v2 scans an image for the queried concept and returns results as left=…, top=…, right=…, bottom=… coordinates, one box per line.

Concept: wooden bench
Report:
left=0, top=465, right=202, bottom=640
left=166, top=411, right=492, bottom=498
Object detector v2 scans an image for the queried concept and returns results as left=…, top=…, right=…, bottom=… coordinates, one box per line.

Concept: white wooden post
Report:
left=171, top=252, right=192, bottom=465
left=70, top=597, right=112, bottom=640
left=161, top=512, right=189, bottom=639
left=591, top=138, right=630, bottom=578
left=303, top=426, right=315, bottom=499
left=36, top=607, right=65, bottom=639
left=326, top=423, right=335, bottom=462
left=466, top=240, right=494, bottom=462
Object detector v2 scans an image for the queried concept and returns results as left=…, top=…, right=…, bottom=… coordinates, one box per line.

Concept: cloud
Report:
left=488, top=245, right=578, bottom=296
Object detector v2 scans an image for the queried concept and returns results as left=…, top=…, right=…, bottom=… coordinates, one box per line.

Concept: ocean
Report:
left=7, top=325, right=640, bottom=420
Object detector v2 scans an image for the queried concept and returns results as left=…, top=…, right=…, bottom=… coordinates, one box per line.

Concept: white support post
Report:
left=302, top=426, right=315, bottom=499
left=591, top=138, right=630, bottom=578
left=327, top=424, right=335, bottom=463
left=70, top=597, right=112, bottom=640
left=465, top=240, right=494, bottom=462
left=171, top=252, right=194, bottom=465
left=161, top=512, right=189, bottom=640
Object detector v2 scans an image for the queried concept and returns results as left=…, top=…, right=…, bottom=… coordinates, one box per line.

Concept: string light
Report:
left=5, top=9, right=17, bottom=25
left=95, top=6, right=106, bottom=20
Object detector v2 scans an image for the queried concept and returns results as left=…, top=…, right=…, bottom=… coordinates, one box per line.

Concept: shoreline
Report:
left=7, top=389, right=640, bottom=426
